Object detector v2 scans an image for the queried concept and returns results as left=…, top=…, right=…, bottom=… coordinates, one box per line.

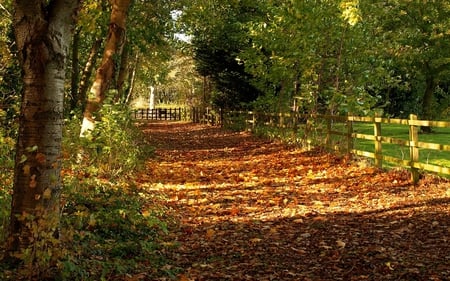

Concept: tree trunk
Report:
left=80, top=0, right=132, bottom=136
left=78, top=38, right=102, bottom=113
left=69, top=27, right=81, bottom=112
left=116, top=40, right=129, bottom=102
left=125, top=53, right=139, bottom=104
left=7, top=0, right=80, bottom=260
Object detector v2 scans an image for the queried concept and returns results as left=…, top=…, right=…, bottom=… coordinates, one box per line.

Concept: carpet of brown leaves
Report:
left=140, top=121, right=450, bottom=281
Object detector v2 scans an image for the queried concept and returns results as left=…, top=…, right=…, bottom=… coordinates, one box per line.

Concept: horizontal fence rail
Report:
left=133, top=108, right=186, bottom=121
left=133, top=107, right=222, bottom=125
left=222, top=111, right=450, bottom=182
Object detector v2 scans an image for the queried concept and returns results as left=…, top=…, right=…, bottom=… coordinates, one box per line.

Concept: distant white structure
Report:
left=149, top=86, right=155, bottom=109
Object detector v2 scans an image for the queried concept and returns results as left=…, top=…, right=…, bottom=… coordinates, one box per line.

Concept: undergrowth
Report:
left=1, top=104, right=178, bottom=280
left=64, top=103, right=154, bottom=179
left=55, top=179, right=178, bottom=280
left=0, top=125, right=14, bottom=243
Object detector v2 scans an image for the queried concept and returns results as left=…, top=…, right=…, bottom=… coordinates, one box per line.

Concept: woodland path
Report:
left=140, top=121, right=449, bottom=281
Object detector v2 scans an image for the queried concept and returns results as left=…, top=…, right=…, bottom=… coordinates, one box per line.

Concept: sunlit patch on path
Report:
left=141, top=121, right=450, bottom=281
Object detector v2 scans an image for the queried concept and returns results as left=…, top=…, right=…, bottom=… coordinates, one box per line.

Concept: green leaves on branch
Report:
left=180, top=0, right=450, bottom=118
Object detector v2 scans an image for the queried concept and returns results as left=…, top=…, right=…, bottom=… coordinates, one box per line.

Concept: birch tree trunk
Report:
left=80, top=0, right=132, bottom=136
left=7, top=0, right=79, bottom=257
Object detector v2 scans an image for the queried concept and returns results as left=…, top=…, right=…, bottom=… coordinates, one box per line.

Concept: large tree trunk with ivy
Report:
left=80, top=0, right=132, bottom=136
left=7, top=0, right=79, bottom=260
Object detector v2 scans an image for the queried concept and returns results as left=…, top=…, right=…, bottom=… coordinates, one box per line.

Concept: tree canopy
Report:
left=176, top=0, right=450, bottom=118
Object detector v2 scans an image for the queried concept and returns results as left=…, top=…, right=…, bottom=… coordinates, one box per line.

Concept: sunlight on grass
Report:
left=353, top=124, right=450, bottom=169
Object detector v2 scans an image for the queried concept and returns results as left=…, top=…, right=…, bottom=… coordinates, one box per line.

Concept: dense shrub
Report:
left=63, top=102, right=154, bottom=179
left=0, top=125, right=14, bottom=244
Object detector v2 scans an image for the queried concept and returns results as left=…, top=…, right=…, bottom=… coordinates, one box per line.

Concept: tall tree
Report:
left=80, top=0, right=132, bottom=136
left=361, top=1, right=450, bottom=120
left=181, top=0, right=264, bottom=109
left=68, top=0, right=109, bottom=114
left=6, top=0, right=80, bottom=259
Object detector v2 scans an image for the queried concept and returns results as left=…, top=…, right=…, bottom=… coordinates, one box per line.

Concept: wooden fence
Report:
left=191, top=107, right=222, bottom=125
left=133, top=107, right=221, bottom=124
left=133, top=108, right=186, bottom=121
left=222, top=111, right=450, bottom=182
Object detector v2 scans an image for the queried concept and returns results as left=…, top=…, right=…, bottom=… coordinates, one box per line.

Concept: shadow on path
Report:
left=141, top=121, right=450, bottom=281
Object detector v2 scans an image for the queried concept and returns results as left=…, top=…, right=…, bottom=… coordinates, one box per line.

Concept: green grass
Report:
left=248, top=119, right=450, bottom=176
left=352, top=123, right=450, bottom=168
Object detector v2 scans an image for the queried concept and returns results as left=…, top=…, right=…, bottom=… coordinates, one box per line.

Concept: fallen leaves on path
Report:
left=140, top=121, right=450, bottom=281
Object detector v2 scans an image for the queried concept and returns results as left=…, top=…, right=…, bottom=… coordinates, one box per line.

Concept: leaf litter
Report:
left=139, top=121, right=449, bottom=281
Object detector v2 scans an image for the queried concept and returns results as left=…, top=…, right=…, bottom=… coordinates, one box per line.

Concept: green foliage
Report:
left=1, top=178, right=177, bottom=281
left=179, top=0, right=450, bottom=118
left=251, top=93, right=291, bottom=114
left=181, top=0, right=264, bottom=109
left=252, top=125, right=298, bottom=144
left=222, top=112, right=248, bottom=131
left=360, top=1, right=450, bottom=119
left=1, top=104, right=176, bottom=280
left=65, top=102, right=154, bottom=179
left=0, top=1, right=21, bottom=131
left=0, top=123, right=15, bottom=244
left=55, top=179, right=176, bottom=280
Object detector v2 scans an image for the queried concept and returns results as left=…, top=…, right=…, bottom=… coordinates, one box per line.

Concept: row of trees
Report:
left=179, top=0, right=450, bottom=123
left=0, top=0, right=186, bottom=265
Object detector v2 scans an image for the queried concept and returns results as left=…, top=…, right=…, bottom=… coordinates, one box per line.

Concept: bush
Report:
left=0, top=124, right=15, bottom=244
left=56, top=179, right=177, bottom=280
left=1, top=103, right=177, bottom=280
left=0, top=178, right=178, bottom=281
left=64, top=102, right=154, bottom=179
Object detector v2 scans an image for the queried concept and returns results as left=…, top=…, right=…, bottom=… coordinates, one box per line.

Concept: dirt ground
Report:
left=140, top=121, right=450, bottom=281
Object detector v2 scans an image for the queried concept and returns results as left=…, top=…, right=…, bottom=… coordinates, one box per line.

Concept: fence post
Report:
left=346, top=113, right=353, bottom=155
left=409, top=114, right=420, bottom=183
left=374, top=115, right=382, bottom=168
